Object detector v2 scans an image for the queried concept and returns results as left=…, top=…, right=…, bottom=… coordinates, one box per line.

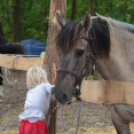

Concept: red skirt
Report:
left=19, top=120, right=48, bottom=134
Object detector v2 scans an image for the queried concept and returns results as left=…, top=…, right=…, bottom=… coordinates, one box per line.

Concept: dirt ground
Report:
left=0, top=70, right=112, bottom=133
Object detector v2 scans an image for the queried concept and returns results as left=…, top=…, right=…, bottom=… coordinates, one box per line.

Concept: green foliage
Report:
left=93, top=0, right=134, bottom=23
left=0, top=0, right=13, bottom=42
left=67, top=0, right=89, bottom=21
left=0, top=0, right=134, bottom=43
left=0, top=0, right=49, bottom=43
left=67, top=0, right=134, bottom=24
left=21, top=0, right=50, bottom=43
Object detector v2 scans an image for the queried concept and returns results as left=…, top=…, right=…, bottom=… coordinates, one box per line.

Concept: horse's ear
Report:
left=56, top=13, right=66, bottom=29
left=80, top=12, right=92, bottom=32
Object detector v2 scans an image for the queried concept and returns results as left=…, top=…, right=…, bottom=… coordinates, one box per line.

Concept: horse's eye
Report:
left=77, top=50, right=84, bottom=56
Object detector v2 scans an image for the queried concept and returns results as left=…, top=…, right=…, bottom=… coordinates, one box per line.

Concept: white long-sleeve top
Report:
left=19, top=83, right=55, bottom=123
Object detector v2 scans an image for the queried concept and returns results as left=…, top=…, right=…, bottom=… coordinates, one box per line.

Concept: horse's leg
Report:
left=110, top=105, right=130, bottom=134
left=0, top=67, right=3, bottom=96
left=111, top=114, right=129, bottom=134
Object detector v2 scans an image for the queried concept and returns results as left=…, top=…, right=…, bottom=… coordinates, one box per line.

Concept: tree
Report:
left=12, top=0, right=22, bottom=42
left=71, top=0, right=76, bottom=20
left=88, top=0, right=99, bottom=80
left=42, top=0, right=50, bottom=38
left=0, top=22, right=4, bottom=37
left=0, top=0, right=134, bottom=43
left=88, top=0, right=95, bottom=16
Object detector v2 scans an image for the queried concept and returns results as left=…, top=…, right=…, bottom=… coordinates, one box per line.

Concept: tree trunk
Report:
left=71, top=0, right=76, bottom=20
left=0, top=0, right=4, bottom=37
left=88, top=0, right=95, bottom=16
left=88, top=0, right=98, bottom=80
left=124, top=0, right=127, bottom=22
left=41, top=0, right=49, bottom=40
left=44, top=0, right=66, bottom=134
left=0, top=22, right=4, bottom=37
left=12, top=0, right=22, bottom=42
left=109, top=2, right=113, bottom=17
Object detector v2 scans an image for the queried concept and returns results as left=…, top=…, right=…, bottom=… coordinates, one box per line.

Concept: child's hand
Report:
left=52, top=87, right=55, bottom=94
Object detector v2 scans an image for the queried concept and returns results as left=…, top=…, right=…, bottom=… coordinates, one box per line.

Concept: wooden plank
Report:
left=0, top=54, right=44, bottom=71
left=52, top=63, right=57, bottom=134
left=81, top=80, right=134, bottom=105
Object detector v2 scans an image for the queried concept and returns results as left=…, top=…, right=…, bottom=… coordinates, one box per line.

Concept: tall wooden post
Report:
left=44, top=0, right=66, bottom=134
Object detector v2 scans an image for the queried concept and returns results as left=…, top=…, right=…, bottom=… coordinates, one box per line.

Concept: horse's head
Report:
left=54, top=13, right=95, bottom=104
left=54, top=13, right=110, bottom=104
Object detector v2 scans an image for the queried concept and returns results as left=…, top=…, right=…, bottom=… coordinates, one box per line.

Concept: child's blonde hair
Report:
left=26, top=67, right=49, bottom=89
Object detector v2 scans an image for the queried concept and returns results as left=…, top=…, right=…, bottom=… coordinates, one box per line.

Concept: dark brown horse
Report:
left=54, top=13, right=134, bottom=134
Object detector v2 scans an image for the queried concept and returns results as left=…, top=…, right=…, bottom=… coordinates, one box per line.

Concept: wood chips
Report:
left=67, top=124, right=134, bottom=134
left=1, top=124, right=134, bottom=134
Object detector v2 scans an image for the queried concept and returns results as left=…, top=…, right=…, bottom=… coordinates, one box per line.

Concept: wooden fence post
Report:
left=46, top=63, right=57, bottom=134
left=43, top=0, right=66, bottom=134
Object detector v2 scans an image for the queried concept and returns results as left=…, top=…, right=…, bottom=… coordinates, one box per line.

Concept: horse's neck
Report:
left=96, top=27, right=134, bottom=82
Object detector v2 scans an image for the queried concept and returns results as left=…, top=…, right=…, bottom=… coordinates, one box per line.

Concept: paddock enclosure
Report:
left=0, top=69, right=134, bottom=134
left=0, top=54, right=131, bottom=134
left=0, top=69, right=114, bottom=134
left=1, top=0, right=134, bottom=133
left=0, top=42, right=134, bottom=134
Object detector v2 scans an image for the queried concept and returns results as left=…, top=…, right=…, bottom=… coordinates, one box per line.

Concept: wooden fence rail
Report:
left=0, top=54, right=44, bottom=71
left=81, top=80, right=134, bottom=105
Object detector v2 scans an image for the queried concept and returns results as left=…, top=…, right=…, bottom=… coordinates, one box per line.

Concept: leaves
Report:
left=0, top=0, right=49, bottom=43
left=0, top=0, right=134, bottom=43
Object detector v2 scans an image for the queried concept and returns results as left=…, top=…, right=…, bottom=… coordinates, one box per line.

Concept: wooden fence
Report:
left=0, top=54, right=44, bottom=71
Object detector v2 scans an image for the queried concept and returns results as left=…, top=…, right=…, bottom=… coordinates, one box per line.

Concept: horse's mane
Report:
left=55, top=21, right=79, bottom=52
left=55, top=16, right=111, bottom=59
left=89, top=17, right=110, bottom=59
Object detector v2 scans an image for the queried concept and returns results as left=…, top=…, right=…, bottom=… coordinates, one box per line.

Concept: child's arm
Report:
left=46, top=84, right=55, bottom=101
left=51, top=94, right=55, bottom=101
left=46, top=84, right=55, bottom=94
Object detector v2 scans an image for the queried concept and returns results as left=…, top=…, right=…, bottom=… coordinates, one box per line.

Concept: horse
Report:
left=0, top=36, right=24, bottom=96
left=54, top=12, right=134, bottom=134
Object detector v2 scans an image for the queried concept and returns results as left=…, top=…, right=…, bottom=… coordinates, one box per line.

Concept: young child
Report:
left=19, top=67, right=55, bottom=134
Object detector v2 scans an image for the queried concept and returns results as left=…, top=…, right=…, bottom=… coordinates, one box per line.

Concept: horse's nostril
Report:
left=62, top=93, right=68, bottom=102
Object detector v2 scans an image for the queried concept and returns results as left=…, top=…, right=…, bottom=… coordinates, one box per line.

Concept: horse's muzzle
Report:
left=54, top=88, right=73, bottom=104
